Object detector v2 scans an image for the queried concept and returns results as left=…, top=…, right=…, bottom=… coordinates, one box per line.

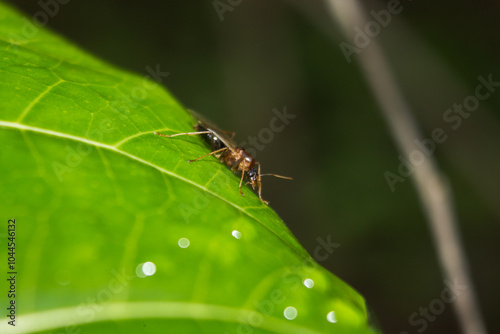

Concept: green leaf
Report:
left=0, top=3, right=378, bottom=333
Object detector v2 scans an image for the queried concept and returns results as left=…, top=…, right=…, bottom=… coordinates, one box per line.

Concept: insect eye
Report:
left=247, top=168, right=257, bottom=179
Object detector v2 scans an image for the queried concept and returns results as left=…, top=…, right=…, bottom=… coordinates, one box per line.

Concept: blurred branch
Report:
left=324, top=1, right=487, bottom=334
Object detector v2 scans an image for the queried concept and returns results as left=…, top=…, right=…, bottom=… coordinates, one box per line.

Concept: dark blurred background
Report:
left=6, top=0, right=499, bottom=333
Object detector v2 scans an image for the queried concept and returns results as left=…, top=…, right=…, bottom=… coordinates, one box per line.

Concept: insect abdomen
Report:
left=195, top=124, right=224, bottom=151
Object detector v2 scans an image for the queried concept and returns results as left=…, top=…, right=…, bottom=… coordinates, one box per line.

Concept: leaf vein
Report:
left=16, top=79, right=63, bottom=122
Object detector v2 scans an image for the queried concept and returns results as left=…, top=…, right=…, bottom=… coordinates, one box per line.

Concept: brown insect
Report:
left=155, top=111, right=292, bottom=204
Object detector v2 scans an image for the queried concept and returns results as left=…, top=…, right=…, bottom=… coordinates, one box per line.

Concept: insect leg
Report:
left=222, top=130, right=236, bottom=140
left=256, top=163, right=269, bottom=205
left=188, top=147, right=228, bottom=163
left=238, top=170, right=246, bottom=197
left=154, top=131, right=212, bottom=138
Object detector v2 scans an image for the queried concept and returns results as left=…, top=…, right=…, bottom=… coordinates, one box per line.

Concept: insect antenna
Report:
left=259, top=174, right=293, bottom=180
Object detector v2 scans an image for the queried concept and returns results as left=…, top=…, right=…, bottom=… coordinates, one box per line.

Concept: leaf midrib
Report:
left=1, top=301, right=323, bottom=334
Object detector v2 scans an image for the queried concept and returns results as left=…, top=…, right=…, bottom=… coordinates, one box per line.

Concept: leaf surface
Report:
left=0, top=3, right=378, bottom=333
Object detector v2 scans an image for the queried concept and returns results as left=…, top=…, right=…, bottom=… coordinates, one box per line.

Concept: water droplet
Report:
left=54, top=269, right=71, bottom=286
left=303, top=278, right=314, bottom=288
left=283, top=306, right=297, bottom=320
left=326, top=311, right=337, bottom=323
left=142, top=262, right=156, bottom=276
left=135, top=264, right=145, bottom=277
left=135, top=262, right=157, bottom=278
left=231, top=230, right=242, bottom=239
left=178, top=237, right=190, bottom=248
